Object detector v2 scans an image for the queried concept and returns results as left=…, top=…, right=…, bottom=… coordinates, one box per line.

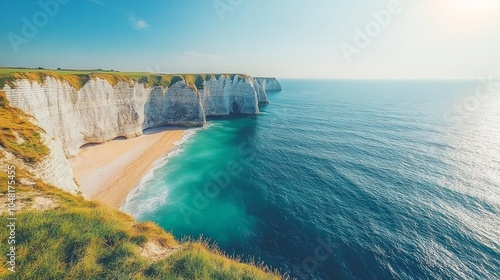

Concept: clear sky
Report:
left=0, top=0, right=499, bottom=79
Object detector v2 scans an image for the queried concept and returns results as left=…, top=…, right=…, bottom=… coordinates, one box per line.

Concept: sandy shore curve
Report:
left=69, top=127, right=185, bottom=208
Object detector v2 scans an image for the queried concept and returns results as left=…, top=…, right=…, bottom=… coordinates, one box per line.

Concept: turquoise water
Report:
left=124, top=80, right=500, bottom=279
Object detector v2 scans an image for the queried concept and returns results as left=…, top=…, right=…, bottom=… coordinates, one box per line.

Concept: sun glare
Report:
left=442, top=0, right=500, bottom=17
left=434, top=0, right=500, bottom=31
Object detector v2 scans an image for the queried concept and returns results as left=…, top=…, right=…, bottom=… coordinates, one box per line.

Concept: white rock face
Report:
left=144, top=83, right=206, bottom=128
left=255, top=77, right=283, bottom=91
left=4, top=77, right=150, bottom=157
left=0, top=133, right=79, bottom=195
left=200, top=75, right=260, bottom=116
left=2, top=74, right=280, bottom=194
left=253, top=80, right=268, bottom=104
left=37, top=135, right=80, bottom=194
left=4, top=76, right=266, bottom=156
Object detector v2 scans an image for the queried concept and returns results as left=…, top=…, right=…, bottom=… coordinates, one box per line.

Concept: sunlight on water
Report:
left=124, top=80, right=500, bottom=279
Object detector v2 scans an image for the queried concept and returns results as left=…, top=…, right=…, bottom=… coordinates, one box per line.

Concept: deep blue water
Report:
left=124, top=80, right=500, bottom=279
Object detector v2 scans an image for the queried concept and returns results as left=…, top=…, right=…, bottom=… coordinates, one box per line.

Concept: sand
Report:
left=69, top=127, right=185, bottom=209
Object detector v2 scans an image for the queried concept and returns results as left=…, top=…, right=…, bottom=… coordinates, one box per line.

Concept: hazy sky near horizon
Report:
left=0, top=0, right=499, bottom=79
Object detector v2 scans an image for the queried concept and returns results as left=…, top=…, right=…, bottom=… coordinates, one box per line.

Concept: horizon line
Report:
left=1, top=65, right=496, bottom=81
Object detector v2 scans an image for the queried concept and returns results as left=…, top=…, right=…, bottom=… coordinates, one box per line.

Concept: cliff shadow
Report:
left=206, top=114, right=258, bottom=121
left=143, top=126, right=189, bottom=136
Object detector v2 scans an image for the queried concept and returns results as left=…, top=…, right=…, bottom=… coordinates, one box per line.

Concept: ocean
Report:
left=123, top=80, right=500, bottom=279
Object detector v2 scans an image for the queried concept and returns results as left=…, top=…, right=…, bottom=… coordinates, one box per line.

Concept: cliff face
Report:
left=253, top=80, right=268, bottom=104
left=2, top=74, right=281, bottom=194
left=200, top=75, right=262, bottom=115
left=3, top=75, right=282, bottom=156
left=4, top=77, right=150, bottom=157
left=255, top=77, right=283, bottom=91
left=35, top=134, right=80, bottom=194
left=144, top=82, right=206, bottom=128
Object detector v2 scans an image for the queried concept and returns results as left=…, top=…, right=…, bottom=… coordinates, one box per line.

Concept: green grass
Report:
left=0, top=67, right=251, bottom=91
left=0, top=71, right=135, bottom=90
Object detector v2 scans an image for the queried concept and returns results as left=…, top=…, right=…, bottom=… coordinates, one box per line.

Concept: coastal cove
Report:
left=69, top=127, right=185, bottom=208
left=0, top=70, right=285, bottom=279
left=1, top=72, right=281, bottom=195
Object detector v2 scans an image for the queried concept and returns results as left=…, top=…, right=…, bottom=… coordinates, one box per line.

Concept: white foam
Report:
left=121, top=127, right=203, bottom=214
left=126, top=189, right=170, bottom=218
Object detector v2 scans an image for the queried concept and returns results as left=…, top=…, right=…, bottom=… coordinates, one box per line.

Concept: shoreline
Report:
left=69, top=127, right=186, bottom=209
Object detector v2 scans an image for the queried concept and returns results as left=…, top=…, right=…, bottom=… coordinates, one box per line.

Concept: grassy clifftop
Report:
left=0, top=67, right=251, bottom=91
left=0, top=69, right=134, bottom=91
left=0, top=88, right=282, bottom=279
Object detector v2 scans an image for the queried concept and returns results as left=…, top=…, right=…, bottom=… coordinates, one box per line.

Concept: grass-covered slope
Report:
left=0, top=180, right=281, bottom=279
left=0, top=67, right=251, bottom=91
left=0, top=184, right=280, bottom=279
left=0, top=88, right=282, bottom=279
left=0, top=91, right=48, bottom=164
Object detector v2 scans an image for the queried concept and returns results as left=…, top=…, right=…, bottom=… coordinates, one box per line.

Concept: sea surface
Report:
left=124, top=80, right=500, bottom=280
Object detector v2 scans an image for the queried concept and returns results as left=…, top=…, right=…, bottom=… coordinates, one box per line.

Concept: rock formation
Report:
left=254, top=77, right=283, bottom=91
left=2, top=74, right=281, bottom=193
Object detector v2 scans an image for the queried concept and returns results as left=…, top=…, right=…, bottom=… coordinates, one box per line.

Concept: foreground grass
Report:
left=0, top=67, right=250, bottom=91
left=0, top=177, right=280, bottom=279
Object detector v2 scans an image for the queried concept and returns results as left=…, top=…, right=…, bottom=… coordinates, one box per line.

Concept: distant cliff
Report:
left=255, top=77, right=283, bottom=91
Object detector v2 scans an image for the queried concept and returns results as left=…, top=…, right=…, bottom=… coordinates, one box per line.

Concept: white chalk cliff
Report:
left=2, top=74, right=281, bottom=194
left=255, top=77, right=283, bottom=91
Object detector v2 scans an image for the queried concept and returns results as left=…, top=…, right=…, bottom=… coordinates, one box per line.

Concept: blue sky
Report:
left=0, top=0, right=499, bottom=78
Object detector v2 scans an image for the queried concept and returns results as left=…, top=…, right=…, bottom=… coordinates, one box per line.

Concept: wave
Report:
left=121, top=127, right=204, bottom=214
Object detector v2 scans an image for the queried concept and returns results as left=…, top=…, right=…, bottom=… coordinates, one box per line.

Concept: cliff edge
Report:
left=0, top=71, right=282, bottom=193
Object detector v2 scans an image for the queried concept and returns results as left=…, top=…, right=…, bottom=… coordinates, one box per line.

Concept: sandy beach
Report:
left=69, top=128, right=185, bottom=208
